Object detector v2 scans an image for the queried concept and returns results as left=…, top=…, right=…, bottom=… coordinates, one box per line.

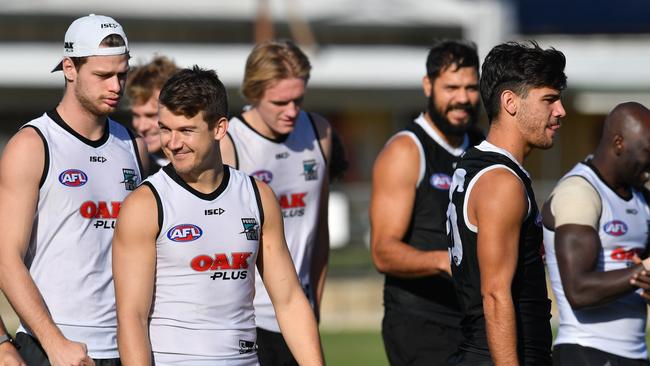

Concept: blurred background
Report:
left=2, top=0, right=650, bottom=364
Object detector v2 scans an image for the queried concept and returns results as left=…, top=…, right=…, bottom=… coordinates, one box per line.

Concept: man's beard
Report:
left=426, top=94, right=478, bottom=138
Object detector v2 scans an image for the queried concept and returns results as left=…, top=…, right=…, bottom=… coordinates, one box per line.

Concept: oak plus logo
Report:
left=167, top=224, right=203, bottom=242
left=610, top=246, right=643, bottom=262
left=603, top=220, right=628, bottom=237
left=279, top=192, right=307, bottom=218
left=59, top=169, right=88, bottom=187
left=190, top=252, right=253, bottom=280
left=79, top=201, right=121, bottom=229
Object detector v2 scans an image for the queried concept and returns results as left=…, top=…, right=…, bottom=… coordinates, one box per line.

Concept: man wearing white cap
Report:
left=0, top=14, right=147, bottom=366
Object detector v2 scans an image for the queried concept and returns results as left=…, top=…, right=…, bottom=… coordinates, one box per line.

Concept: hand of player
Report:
left=46, top=338, right=95, bottom=366
left=630, top=268, right=650, bottom=303
left=0, top=341, right=26, bottom=366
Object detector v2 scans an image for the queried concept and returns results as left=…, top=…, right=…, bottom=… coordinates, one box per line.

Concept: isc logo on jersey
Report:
left=191, top=252, right=253, bottom=280
left=252, top=170, right=273, bottom=184
left=604, top=220, right=628, bottom=236
left=279, top=192, right=307, bottom=218
left=430, top=173, right=451, bottom=190
left=59, top=169, right=88, bottom=187
left=167, top=224, right=203, bottom=242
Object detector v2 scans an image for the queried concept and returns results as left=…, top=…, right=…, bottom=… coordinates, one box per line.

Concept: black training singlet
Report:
left=383, top=115, right=482, bottom=326
left=447, top=141, right=552, bottom=364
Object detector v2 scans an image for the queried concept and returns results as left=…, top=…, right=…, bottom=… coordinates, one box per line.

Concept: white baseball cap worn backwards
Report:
left=52, top=14, right=129, bottom=72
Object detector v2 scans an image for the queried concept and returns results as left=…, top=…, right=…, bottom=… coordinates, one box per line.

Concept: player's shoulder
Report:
left=4, top=126, right=45, bottom=159
left=123, top=182, right=158, bottom=210
left=305, top=111, right=331, bottom=138
left=380, top=132, right=420, bottom=159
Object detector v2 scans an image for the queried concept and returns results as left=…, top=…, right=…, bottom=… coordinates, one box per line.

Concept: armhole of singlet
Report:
left=462, top=164, right=524, bottom=233
left=21, top=125, right=49, bottom=189
left=225, top=131, right=240, bottom=169
left=141, top=181, right=163, bottom=239
left=391, top=131, right=426, bottom=187
left=124, top=126, right=145, bottom=179
left=307, top=112, right=327, bottom=164
left=249, top=176, right=265, bottom=228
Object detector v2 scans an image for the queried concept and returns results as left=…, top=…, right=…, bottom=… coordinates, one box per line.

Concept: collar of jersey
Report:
left=47, top=109, right=110, bottom=148
left=163, top=163, right=231, bottom=201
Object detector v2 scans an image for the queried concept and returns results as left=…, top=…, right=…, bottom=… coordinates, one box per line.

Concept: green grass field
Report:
left=322, top=330, right=388, bottom=366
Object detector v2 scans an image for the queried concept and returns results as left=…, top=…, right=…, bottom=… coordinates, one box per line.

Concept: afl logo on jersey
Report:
left=167, top=224, right=203, bottom=242
left=604, top=220, right=628, bottom=236
left=59, top=169, right=88, bottom=187
left=430, top=173, right=452, bottom=190
left=252, top=170, right=273, bottom=184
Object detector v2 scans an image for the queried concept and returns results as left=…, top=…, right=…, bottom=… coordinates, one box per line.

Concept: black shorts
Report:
left=553, top=343, right=650, bottom=366
left=382, top=309, right=462, bottom=366
left=14, top=332, right=121, bottom=366
left=256, top=327, right=298, bottom=366
left=447, top=350, right=494, bottom=366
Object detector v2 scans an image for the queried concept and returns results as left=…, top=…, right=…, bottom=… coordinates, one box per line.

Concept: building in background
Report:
left=1, top=0, right=649, bottom=250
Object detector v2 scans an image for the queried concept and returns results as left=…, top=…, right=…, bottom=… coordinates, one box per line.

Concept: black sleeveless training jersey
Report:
left=447, top=142, right=552, bottom=364
left=383, top=117, right=482, bottom=326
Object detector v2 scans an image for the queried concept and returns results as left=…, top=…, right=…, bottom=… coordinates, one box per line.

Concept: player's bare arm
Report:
left=471, top=169, right=527, bottom=366
left=544, top=202, right=649, bottom=309
left=113, top=185, right=158, bottom=366
left=255, top=180, right=324, bottom=366
left=0, top=128, right=93, bottom=366
left=309, top=112, right=332, bottom=317
left=370, top=135, right=450, bottom=277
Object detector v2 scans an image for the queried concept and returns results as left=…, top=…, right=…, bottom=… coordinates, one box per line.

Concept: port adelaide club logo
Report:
left=240, top=218, right=259, bottom=240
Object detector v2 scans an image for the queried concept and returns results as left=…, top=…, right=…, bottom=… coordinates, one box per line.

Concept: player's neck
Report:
left=486, top=121, right=526, bottom=164
left=56, top=95, right=107, bottom=141
left=589, top=154, right=631, bottom=197
left=423, top=112, right=465, bottom=148
left=176, top=149, right=226, bottom=194
left=243, top=109, right=286, bottom=140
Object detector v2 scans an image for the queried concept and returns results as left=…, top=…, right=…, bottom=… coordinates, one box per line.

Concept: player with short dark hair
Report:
left=113, top=66, right=324, bottom=366
left=447, top=41, right=567, bottom=365
left=370, top=39, right=482, bottom=365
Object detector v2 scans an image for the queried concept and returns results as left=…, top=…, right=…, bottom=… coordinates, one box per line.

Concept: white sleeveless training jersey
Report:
left=543, top=161, right=650, bottom=359
left=228, top=111, right=326, bottom=332
left=145, top=165, right=262, bottom=366
left=19, top=111, right=143, bottom=358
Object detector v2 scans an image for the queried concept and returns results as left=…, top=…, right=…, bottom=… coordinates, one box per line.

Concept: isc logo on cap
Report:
left=59, top=169, right=88, bottom=187
left=167, top=224, right=203, bottom=242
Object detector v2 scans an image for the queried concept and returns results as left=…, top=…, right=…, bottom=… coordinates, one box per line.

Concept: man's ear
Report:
left=501, top=90, right=518, bottom=116
left=214, top=117, right=229, bottom=141
left=422, top=75, right=433, bottom=98
left=612, top=134, right=624, bottom=156
left=62, top=58, right=77, bottom=83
